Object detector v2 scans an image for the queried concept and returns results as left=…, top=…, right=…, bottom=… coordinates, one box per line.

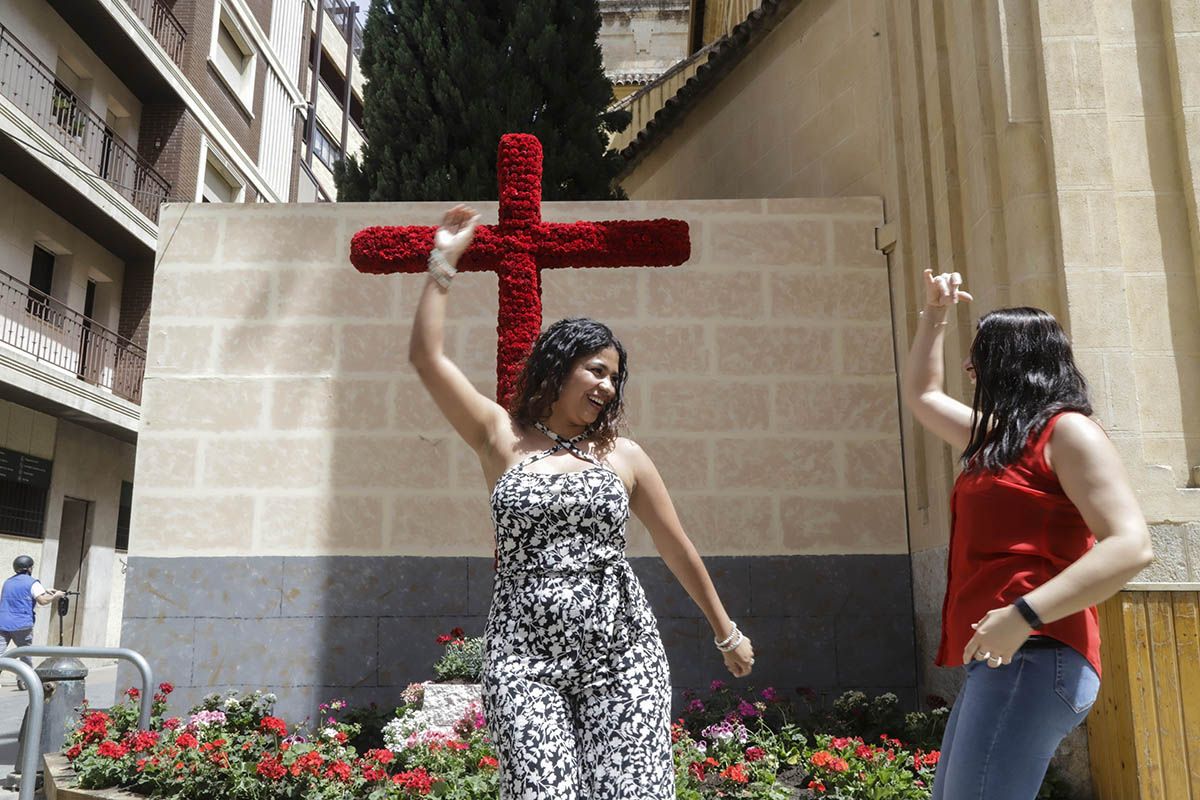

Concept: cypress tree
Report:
left=336, top=0, right=630, bottom=201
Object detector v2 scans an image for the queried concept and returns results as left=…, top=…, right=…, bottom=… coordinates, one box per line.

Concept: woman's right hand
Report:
left=923, top=269, right=973, bottom=308
left=435, top=204, right=481, bottom=266
left=723, top=635, right=755, bottom=678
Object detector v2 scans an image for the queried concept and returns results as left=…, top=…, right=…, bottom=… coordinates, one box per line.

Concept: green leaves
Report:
left=336, top=0, right=626, bottom=201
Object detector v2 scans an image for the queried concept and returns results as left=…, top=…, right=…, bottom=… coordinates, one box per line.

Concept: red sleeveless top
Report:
left=936, top=412, right=1102, bottom=677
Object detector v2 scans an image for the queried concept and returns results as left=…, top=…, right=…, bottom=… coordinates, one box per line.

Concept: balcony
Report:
left=123, top=0, right=188, bottom=66
left=322, top=0, right=364, bottom=58
left=0, top=24, right=171, bottom=223
left=0, top=270, right=145, bottom=405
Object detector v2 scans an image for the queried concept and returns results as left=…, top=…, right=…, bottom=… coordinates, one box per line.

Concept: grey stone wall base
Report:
left=120, top=554, right=916, bottom=722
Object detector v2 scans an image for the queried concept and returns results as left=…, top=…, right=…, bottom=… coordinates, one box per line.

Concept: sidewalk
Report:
left=0, top=664, right=117, bottom=800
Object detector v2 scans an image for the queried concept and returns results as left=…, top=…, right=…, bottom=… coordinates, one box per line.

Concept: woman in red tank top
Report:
left=902, top=270, right=1153, bottom=800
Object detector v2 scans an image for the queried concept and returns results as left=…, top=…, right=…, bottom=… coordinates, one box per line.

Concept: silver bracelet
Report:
left=428, top=248, right=457, bottom=289
left=715, top=623, right=741, bottom=652
left=717, top=630, right=744, bottom=653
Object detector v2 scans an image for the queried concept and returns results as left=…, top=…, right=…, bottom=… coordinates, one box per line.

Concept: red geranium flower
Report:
left=290, top=751, right=325, bottom=777
left=128, top=730, right=160, bottom=752
left=368, top=748, right=394, bottom=764
left=97, top=741, right=129, bottom=759
left=326, top=760, right=352, bottom=783
left=158, top=682, right=175, bottom=695
left=479, top=755, right=499, bottom=769
left=65, top=744, right=82, bottom=760
left=745, top=746, right=766, bottom=762
left=255, top=755, right=287, bottom=780
left=260, top=716, right=288, bottom=736
left=720, top=763, right=749, bottom=783
left=392, top=767, right=434, bottom=794
left=436, top=634, right=453, bottom=644
left=174, top=733, right=199, bottom=750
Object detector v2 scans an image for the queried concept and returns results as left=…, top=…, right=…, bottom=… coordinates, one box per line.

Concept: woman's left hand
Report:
left=724, top=636, right=755, bottom=678
left=963, top=605, right=1033, bottom=668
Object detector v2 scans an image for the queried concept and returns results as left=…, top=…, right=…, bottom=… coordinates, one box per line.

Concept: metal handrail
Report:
left=0, top=269, right=146, bottom=404
left=0, top=658, right=43, bottom=800
left=124, top=0, right=187, bottom=65
left=8, top=647, right=154, bottom=730
left=0, top=23, right=172, bottom=222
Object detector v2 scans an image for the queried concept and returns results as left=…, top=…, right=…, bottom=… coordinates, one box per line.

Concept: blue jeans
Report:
left=931, top=638, right=1099, bottom=800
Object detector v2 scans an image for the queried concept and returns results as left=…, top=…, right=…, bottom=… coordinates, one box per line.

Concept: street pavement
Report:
left=0, top=663, right=116, bottom=800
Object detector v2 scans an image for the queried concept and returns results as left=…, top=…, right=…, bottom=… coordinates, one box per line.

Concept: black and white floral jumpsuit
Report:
left=482, top=423, right=674, bottom=799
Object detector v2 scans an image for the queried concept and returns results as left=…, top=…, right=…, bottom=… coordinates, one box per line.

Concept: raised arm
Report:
left=901, top=269, right=975, bottom=452
left=624, top=440, right=755, bottom=678
left=409, top=206, right=508, bottom=453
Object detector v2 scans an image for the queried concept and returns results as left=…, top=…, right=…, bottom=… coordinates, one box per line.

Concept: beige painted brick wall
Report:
left=133, top=198, right=903, bottom=560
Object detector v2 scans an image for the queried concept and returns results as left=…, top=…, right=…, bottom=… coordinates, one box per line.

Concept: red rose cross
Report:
left=349, top=133, right=691, bottom=404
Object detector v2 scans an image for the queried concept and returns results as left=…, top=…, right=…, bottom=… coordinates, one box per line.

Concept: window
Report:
left=115, top=481, right=132, bottom=551
left=210, top=6, right=257, bottom=112
left=0, top=481, right=48, bottom=539
left=26, top=246, right=55, bottom=319
left=305, top=122, right=341, bottom=169
left=51, top=61, right=86, bottom=139
left=199, top=143, right=244, bottom=202
left=0, top=447, right=53, bottom=539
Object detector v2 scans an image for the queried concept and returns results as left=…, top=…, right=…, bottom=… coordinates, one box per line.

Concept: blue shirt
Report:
left=0, top=573, right=39, bottom=630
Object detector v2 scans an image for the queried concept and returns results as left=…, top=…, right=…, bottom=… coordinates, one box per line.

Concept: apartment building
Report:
left=0, top=0, right=363, bottom=651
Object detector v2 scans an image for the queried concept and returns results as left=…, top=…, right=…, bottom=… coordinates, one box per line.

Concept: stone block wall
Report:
left=122, top=198, right=916, bottom=720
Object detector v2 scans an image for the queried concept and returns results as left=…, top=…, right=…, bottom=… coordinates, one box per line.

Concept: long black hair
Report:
left=963, top=307, right=1092, bottom=472
left=508, top=318, right=628, bottom=452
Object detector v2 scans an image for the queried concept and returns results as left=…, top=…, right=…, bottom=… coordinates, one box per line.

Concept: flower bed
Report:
left=60, top=677, right=956, bottom=800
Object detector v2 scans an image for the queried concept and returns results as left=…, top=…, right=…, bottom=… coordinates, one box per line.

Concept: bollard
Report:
left=14, top=656, right=89, bottom=780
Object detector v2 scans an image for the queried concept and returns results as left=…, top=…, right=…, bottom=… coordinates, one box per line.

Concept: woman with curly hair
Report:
left=904, top=270, right=1153, bottom=799
left=409, top=205, right=753, bottom=799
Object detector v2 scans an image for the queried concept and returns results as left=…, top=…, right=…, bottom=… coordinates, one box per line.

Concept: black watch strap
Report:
left=1013, top=596, right=1044, bottom=629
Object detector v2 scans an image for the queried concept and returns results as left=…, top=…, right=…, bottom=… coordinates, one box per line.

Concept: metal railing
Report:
left=0, top=24, right=172, bottom=223
left=322, top=0, right=364, bottom=56
left=124, top=0, right=188, bottom=65
left=0, top=269, right=146, bottom=404
left=8, top=647, right=155, bottom=731
left=0, top=659, right=42, bottom=800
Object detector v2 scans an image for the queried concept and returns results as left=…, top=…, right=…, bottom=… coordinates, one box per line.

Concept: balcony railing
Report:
left=124, top=0, right=187, bottom=66
left=322, top=0, right=364, bottom=57
left=0, top=270, right=145, bottom=405
left=0, top=24, right=172, bottom=223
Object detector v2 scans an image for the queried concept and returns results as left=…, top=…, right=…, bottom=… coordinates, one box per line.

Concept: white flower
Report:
left=322, top=727, right=339, bottom=739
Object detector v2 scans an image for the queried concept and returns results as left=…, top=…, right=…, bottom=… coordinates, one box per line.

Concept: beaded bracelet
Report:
left=428, top=248, right=457, bottom=289
left=715, top=623, right=743, bottom=652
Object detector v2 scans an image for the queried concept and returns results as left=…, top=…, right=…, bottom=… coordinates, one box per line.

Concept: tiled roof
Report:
left=616, top=0, right=804, bottom=172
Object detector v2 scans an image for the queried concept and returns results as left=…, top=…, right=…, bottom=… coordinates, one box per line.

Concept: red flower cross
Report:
left=349, top=134, right=691, bottom=404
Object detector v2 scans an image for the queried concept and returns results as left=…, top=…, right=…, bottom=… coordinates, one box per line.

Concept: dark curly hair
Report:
left=508, top=318, right=628, bottom=452
left=963, top=307, right=1093, bottom=472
